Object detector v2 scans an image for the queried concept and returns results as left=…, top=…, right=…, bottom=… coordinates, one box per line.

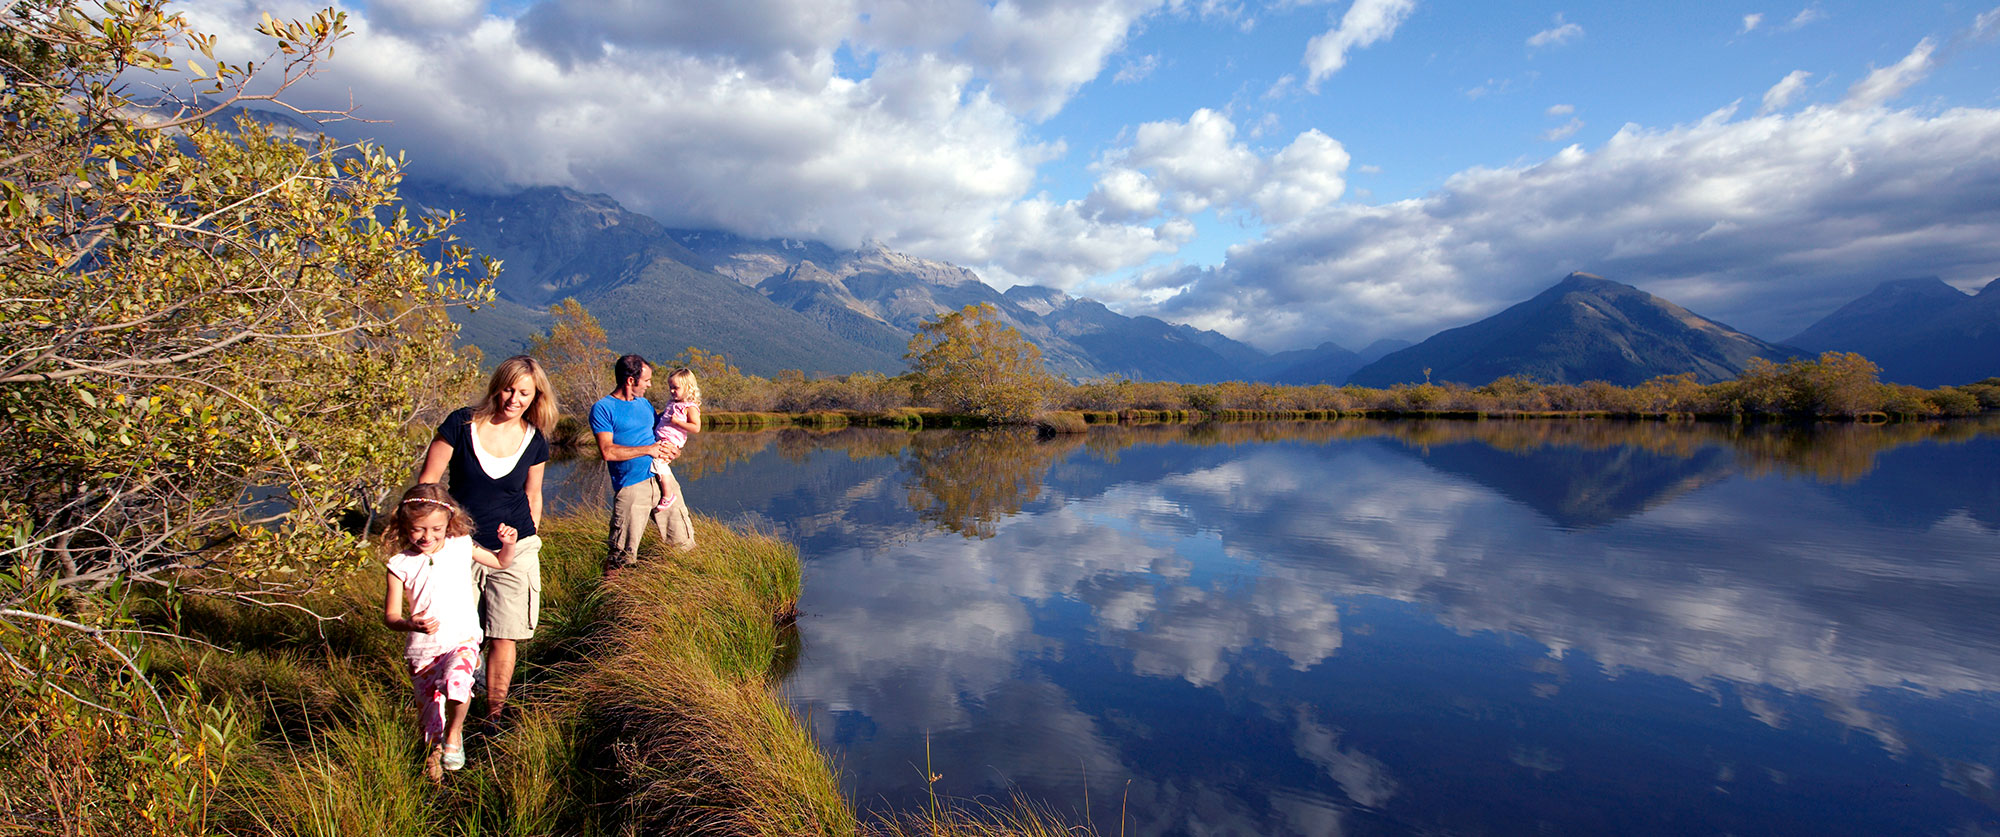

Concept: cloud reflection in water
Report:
left=596, top=419, right=2000, bottom=834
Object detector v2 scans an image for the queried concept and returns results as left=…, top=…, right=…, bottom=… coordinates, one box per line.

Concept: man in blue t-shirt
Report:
left=591, top=354, right=693, bottom=569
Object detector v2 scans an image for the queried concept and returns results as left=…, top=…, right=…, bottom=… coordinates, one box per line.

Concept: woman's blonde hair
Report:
left=665, top=367, right=701, bottom=404
left=472, top=355, right=557, bottom=433
left=383, top=483, right=476, bottom=556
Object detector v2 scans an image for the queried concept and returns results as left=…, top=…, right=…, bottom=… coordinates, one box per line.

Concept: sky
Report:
left=174, top=0, right=2000, bottom=352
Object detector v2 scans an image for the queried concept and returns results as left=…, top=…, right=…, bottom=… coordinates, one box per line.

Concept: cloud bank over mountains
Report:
left=177, top=1, right=2000, bottom=351
left=1143, top=82, right=2000, bottom=348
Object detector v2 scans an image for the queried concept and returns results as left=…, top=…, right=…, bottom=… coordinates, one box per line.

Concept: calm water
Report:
left=548, top=418, right=2000, bottom=836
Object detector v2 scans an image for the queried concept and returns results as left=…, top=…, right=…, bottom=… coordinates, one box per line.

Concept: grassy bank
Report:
left=142, top=512, right=840, bottom=835
left=15, top=512, right=1088, bottom=835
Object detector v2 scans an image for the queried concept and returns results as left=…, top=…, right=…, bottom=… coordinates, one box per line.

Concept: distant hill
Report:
left=1348, top=273, right=1801, bottom=387
left=1255, top=342, right=1361, bottom=385
left=407, top=180, right=1290, bottom=381
left=1784, top=277, right=2000, bottom=386
left=676, top=231, right=1275, bottom=383
left=402, top=182, right=906, bottom=376
left=1254, top=338, right=1412, bottom=385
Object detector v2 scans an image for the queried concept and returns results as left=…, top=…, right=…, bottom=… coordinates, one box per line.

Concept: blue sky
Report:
left=180, top=0, right=2000, bottom=351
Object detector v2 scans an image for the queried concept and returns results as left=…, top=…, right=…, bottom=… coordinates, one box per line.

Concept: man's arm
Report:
left=595, top=431, right=675, bottom=462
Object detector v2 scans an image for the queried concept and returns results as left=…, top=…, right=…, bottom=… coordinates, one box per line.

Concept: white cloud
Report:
left=1103, top=109, right=1350, bottom=223
left=1786, top=6, right=1824, bottom=30
left=1546, top=103, right=1575, bottom=117
left=174, top=0, right=1197, bottom=293
left=1527, top=13, right=1584, bottom=49
left=1539, top=117, right=1583, bottom=141
left=1303, top=0, right=1417, bottom=87
left=1142, top=97, right=2000, bottom=349
left=1114, top=52, right=1161, bottom=84
left=1843, top=39, right=1935, bottom=109
left=368, top=0, right=486, bottom=33
left=1977, top=7, right=2000, bottom=40
left=972, top=198, right=1194, bottom=289
left=1761, top=69, right=1813, bottom=113
left=1253, top=130, right=1351, bottom=223
left=1086, top=168, right=1164, bottom=220
left=1741, top=12, right=1764, bottom=33
left=1124, top=108, right=1264, bottom=213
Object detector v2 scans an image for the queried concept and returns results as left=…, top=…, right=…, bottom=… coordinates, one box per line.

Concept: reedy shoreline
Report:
left=9, top=513, right=1089, bottom=835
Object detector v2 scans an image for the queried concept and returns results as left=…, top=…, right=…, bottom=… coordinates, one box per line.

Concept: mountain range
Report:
left=1782, top=276, right=2000, bottom=387
left=414, top=182, right=1997, bottom=388
left=418, top=181, right=1402, bottom=382
left=1348, top=273, right=1806, bottom=387
left=187, top=104, right=1997, bottom=389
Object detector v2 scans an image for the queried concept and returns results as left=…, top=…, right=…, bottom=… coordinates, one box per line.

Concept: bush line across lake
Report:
left=555, top=349, right=1998, bottom=442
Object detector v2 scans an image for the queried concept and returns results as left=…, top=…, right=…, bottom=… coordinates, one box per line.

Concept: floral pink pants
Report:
left=409, top=643, right=479, bottom=745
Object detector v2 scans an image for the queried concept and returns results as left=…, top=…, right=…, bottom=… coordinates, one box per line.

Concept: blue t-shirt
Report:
left=590, top=394, right=659, bottom=490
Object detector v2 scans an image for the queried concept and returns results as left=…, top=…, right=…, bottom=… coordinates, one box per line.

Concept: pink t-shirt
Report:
left=385, top=535, right=484, bottom=665
left=654, top=400, right=692, bottom=448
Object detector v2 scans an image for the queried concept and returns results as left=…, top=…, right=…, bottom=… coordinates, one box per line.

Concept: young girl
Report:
left=651, top=367, right=702, bottom=511
left=381, top=483, right=516, bottom=781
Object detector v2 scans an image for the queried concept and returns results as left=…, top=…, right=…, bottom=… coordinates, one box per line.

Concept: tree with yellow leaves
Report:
left=1, top=2, right=490, bottom=827
left=904, top=303, right=1054, bottom=422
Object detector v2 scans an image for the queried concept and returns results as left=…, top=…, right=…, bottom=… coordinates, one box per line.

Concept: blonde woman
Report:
left=418, top=355, right=555, bottom=725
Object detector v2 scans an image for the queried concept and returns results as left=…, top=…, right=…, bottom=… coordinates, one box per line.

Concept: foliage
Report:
left=528, top=297, right=615, bottom=417
left=673, top=345, right=773, bottom=411
left=0, top=597, right=246, bottom=836
left=905, top=304, right=1054, bottom=422
left=537, top=295, right=1990, bottom=425
left=0, top=0, right=489, bottom=802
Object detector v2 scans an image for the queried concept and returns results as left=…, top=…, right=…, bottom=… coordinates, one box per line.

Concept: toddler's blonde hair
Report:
left=665, top=367, right=701, bottom=404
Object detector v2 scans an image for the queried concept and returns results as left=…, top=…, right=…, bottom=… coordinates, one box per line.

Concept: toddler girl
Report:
left=382, top=483, right=516, bottom=780
left=652, top=367, right=702, bottom=511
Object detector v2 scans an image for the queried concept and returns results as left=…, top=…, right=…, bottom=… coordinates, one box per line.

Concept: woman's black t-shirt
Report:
left=435, top=407, right=549, bottom=551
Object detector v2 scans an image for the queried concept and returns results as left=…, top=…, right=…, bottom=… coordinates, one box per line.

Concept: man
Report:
left=591, top=354, right=694, bottom=570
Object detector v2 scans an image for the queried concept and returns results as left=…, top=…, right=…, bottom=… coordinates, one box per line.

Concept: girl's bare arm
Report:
left=670, top=403, right=701, bottom=434
left=383, top=572, right=435, bottom=633
left=472, top=524, right=519, bottom=570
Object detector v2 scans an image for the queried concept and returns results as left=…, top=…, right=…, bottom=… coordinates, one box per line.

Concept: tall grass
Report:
left=575, top=517, right=850, bottom=836
left=67, top=508, right=1092, bottom=836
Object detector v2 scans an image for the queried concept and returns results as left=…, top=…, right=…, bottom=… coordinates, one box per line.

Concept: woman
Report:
left=418, top=355, right=555, bottom=725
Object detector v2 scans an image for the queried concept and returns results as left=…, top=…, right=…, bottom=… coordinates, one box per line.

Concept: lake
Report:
left=547, top=418, right=2000, bottom=836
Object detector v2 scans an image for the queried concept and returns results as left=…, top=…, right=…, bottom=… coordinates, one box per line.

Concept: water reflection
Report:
left=548, top=417, right=2000, bottom=835
left=901, top=429, right=1077, bottom=538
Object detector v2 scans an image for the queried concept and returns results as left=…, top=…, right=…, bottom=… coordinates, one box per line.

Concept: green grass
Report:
left=90, top=510, right=1093, bottom=836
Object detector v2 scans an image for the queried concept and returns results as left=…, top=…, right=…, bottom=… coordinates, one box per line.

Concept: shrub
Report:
left=1034, top=411, right=1089, bottom=435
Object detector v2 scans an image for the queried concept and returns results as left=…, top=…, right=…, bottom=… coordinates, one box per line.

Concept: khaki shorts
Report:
left=474, top=534, right=541, bottom=641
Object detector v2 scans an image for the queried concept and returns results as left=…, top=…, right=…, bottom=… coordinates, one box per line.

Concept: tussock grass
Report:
left=870, top=796, right=1109, bottom=837
left=112, top=507, right=1090, bottom=836
left=578, top=517, right=851, bottom=836
left=1032, top=411, right=1088, bottom=435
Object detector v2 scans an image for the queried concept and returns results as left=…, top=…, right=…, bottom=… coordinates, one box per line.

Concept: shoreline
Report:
left=113, top=512, right=1086, bottom=835
left=540, top=406, right=2000, bottom=449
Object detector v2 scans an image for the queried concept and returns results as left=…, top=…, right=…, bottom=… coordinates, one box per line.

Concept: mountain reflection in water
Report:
left=546, top=418, right=2000, bottom=836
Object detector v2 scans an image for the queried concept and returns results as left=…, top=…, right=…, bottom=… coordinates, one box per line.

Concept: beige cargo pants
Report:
left=605, top=471, right=695, bottom=570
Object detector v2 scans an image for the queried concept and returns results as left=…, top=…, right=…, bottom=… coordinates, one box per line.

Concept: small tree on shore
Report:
left=0, top=1, right=490, bottom=825
left=905, top=303, right=1053, bottom=422
left=530, top=297, right=616, bottom=417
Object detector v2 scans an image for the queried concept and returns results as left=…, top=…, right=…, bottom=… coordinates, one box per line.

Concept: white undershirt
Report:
left=470, top=421, right=536, bottom=479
